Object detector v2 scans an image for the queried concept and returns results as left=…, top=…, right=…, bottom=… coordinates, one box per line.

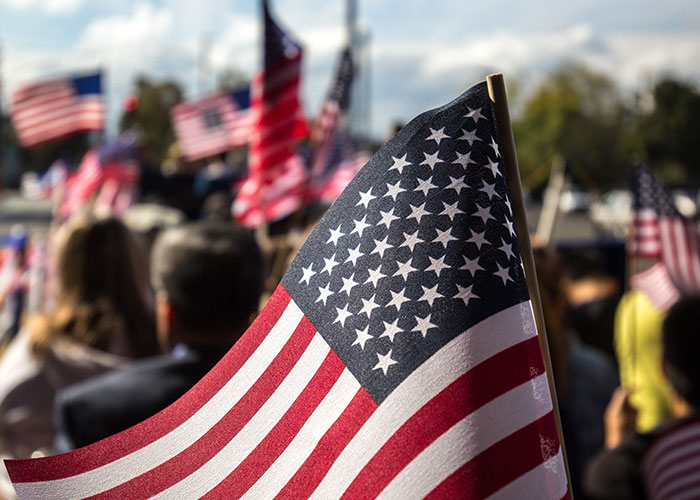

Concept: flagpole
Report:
left=486, top=73, right=574, bottom=493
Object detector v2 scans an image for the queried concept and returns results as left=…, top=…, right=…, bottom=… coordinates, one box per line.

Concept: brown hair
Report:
left=30, top=213, right=158, bottom=357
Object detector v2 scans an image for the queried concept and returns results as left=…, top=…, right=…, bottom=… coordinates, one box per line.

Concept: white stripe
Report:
left=13, top=300, right=305, bottom=499
left=650, top=451, right=700, bottom=499
left=151, top=333, right=330, bottom=499
left=487, top=448, right=567, bottom=500
left=376, top=374, right=553, bottom=500
left=644, top=424, right=700, bottom=475
left=686, top=223, right=700, bottom=288
left=15, top=99, right=103, bottom=128
left=241, top=369, right=361, bottom=499
left=660, top=220, right=680, bottom=286
left=309, top=300, right=538, bottom=499
left=672, top=220, right=691, bottom=290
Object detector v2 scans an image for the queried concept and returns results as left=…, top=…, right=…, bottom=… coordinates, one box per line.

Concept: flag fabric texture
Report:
left=629, top=164, right=700, bottom=294
left=171, top=88, right=252, bottom=162
left=10, top=73, right=104, bottom=148
left=233, top=0, right=308, bottom=227
left=5, top=81, right=569, bottom=499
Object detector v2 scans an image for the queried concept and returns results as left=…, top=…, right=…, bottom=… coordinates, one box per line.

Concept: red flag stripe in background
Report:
left=10, top=73, right=104, bottom=148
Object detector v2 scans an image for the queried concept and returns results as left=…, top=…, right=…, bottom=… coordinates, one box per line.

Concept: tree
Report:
left=119, top=77, right=183, bottom=162
left=513, top=64, right=630, bottom=193
left=633, top=78, right=700, bottom=186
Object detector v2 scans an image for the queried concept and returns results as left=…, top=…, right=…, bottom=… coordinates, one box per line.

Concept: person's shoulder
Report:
left=584, top=431, right=651, bottom=500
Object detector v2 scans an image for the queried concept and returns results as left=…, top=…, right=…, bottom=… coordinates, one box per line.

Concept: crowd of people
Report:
left=0, top=173, right=698, bottom=500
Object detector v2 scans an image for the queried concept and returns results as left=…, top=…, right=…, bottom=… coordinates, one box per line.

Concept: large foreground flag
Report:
left=5, top=81, right=569, bottom=499
left=10, top=73, right=104, bottom=148
left=233, top=0, right=308, bottom=226
left=171, top=88, right=252, bottom=162
left=628, top=164, right=700, bottom=294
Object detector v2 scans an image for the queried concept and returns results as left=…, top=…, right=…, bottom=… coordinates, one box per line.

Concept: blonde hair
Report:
left=30, top=213, right=158, bottom=357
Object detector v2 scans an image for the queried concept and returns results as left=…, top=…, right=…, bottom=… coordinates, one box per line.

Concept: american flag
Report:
left=629, top=164, right=700, bottom=294
left=232, top=0, right=308, bottom=227
left=10, top=73, right=104, bottom=148
left=5, top=81, right=569, bottom=499
left=171, top=88, right=252, bottom=162
left=309, top=48, right=369, bottom=203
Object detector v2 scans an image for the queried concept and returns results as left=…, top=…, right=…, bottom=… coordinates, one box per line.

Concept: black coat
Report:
left=55, top=344, right=231, bottom=451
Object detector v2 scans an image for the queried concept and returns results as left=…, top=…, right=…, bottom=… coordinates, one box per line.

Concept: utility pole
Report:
left=346, top=0, right=371, bottom=142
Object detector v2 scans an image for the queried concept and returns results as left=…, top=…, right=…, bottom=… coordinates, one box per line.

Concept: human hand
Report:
left=604, top=386, right=637, bottom=449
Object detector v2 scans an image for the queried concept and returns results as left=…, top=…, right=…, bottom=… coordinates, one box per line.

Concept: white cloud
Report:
left=78, top=3, right=173, bottom=50
left=4, top=0, right=82, bottom=14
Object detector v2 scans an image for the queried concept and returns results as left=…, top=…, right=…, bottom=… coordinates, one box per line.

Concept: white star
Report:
left=490, top=136, right=500, bottom=157
left=465, top=106, right=486, bottom=122
left=468, top=229, right=489, bottom=249
left=420, top=151, right=441, bottom=169
left=365, top=265, right=386, bottom=288
left=445, top=175, right=467, bottom=195
left=352, top=326, right=373, bottom=350
left=345, top=243, right=363, bottom=266
left=426, top=255, right=450, bottom=276
left=458, top=127, right=480, bottom=146
left=394, top=258, right=417, bottom=281
left=504, top=198, right=512, bottom=216
left=334, top=304, right=352, bottom=327
left=420, top=284, right=443, bottom=306
left=452, top=151, right=474, bottom=168
left=487, top=158, right=501, bottom=177
left=499, top=238, right=515, bottom=260
left=413, top=314, right=437, bottom=337
left=473, top=203, right=495, bottom=224
left=371, top=235, right=393, bottom=258
left=339, top=273, right=359, bottom=295
left=415, top=176, right=437, bottom=196
left=358, top=294, right=380, bottom=317
left=373, top=349, right=398, bottom=375
left=300, top=264, right=314, bottom=285
left=400, top=230, right=423, bottom=252
left=440, top=201, right=464, bottom=221
left=389, top=154, right=411, bottom=174
left=455, top=284, right=479, bottom=306
left=494, top=263, right=513, bottom=285
left=316, top=283, right=333, bottom=305
left=385, top=180, right=406, bottom=201
left=379, top=319, right=402, bottom=343
left=480, top=180, right=499, bottom=200
left=387, top=288, right=410, bottom=311
left=327, top=225, right=344, bottom=246
left=356, top=187, right=376, bottom=208
left=505, top=218, right=515, bottom=237
left=407, top=203, right=430, bottom=224
left=434, top=227, right=457, bottom=248
left=426, top=126, right=450, bottom=144
left=460, top=256, right=484, bottom=276
left=378, top=208, right=399, bottom=229
left=321, top=254, right=339, bottom=275
left=351, top=215, right=370, bottom=237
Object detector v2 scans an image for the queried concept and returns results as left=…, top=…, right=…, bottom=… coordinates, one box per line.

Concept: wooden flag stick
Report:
left=486, top=73, right=574, bottom=493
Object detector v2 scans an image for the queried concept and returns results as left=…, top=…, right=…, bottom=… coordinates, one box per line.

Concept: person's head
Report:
left=662, top=295, right=700, bottom=410
left=35, top=212, right=157, bottom=357
left=150, top=220, right=265, bottom=350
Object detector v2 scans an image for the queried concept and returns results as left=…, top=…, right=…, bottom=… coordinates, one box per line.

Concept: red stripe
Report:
left=83, top=314, right=317, bottom=500
left=425, top=411, right=561, bottom=500
left=341, top=335, right=546, bottom=499
left=15, top=125, right=102, bottom=148
left=201, top=351, right=345, bottom=499
left=275, top=389, right=377, bottom=499
left=6, top=287, right=292, bottom=483
left=648, top=447, right=700, bottom=498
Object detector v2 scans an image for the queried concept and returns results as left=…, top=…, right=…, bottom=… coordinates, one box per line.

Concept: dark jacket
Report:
left=55, top=343, right=230, bottom=450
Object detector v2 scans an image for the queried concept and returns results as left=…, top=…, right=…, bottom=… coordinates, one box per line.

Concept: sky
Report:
left=1, top=0, right=700, bottom=140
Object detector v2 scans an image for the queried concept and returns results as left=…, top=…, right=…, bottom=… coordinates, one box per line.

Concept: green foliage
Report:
left=634, top=79, right=700, bottom=185
left=119, top=77, right=183, bottom=161
left=513, top=64, right=629, bottom=192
